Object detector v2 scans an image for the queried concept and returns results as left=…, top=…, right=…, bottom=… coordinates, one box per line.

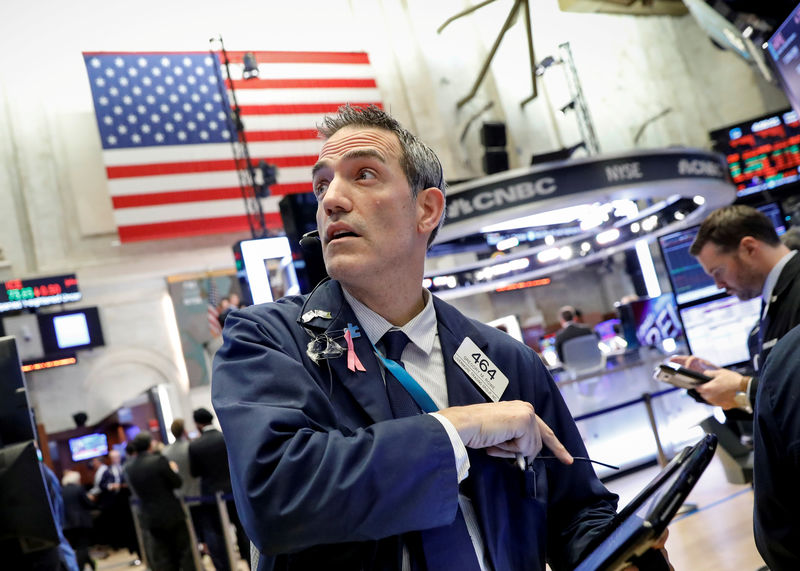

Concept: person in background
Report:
left=212, top=105, right=669, bottom=570
left=97, top=449, right=140, bottom=564
left=554, top=305, right=598, bottom=363
left=189, top=407, right=250, bottom=570
left=162, top=419, right=204, bottom=549
left=671, top=205, right=800, bottom=412
left=62, top=470, right=96, bottom=571
left=125, top=432, right=193, bottom=571
left=42, top=459, right=80, bottom=571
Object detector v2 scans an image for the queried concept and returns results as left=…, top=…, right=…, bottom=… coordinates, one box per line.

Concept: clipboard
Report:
left=574, top=434, right=717, bottom=571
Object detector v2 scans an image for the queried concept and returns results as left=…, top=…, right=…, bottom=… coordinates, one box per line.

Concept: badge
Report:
left=453, top=337, right=509, bottom=402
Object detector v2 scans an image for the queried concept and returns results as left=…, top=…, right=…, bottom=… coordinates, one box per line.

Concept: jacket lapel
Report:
left=299, top=281, right=393, bottom=423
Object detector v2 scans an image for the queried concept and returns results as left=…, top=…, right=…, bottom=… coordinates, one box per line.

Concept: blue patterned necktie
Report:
left=379, top=330, right=482, bottom=571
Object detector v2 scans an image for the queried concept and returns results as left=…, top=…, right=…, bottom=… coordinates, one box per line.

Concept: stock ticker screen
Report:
left=658, top=228, right=722, bottom=306
left=709, top=108, right=800, bottom=197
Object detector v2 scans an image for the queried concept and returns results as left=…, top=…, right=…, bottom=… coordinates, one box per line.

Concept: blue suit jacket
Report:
left=212, top=280, right=618, bottom=570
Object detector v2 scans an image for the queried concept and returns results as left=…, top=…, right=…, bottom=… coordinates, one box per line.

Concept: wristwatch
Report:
left=734, top=376, right=753, bottom=413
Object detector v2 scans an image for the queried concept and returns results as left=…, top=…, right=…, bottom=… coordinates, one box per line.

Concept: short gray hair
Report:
left=318, top=105, right=446, bottom=246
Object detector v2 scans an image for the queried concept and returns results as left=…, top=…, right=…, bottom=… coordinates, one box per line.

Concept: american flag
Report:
left=82, top=50, right=382, bottom=243
left=207, top=278, right=222, bottom=337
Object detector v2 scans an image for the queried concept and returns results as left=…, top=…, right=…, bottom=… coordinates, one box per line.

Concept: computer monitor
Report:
left=68, top=433, right=109, bottom=462
left=234, top=237, right=301, bottom=306
left=0, top=336, right=36, bottom=447
left=658, top=228, right=722, bottom=306
left=0, top=440, right=59, bottom=553
left=594, top=318, right=621, bottom=341
left=678, top=295, right=762, bottom=368
left=766, top=6, right=800, bottom=117
left=618, top=294, right=682, bottom=349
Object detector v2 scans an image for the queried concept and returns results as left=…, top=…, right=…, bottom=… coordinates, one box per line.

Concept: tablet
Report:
left=574, top=434, right=717, bottom=571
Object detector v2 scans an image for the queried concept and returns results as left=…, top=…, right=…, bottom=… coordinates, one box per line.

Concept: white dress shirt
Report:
left=342, top=288, right=490, bottom=571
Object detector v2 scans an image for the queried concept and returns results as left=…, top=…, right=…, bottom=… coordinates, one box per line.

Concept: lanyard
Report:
left=372, top=342, right=438, bottom=413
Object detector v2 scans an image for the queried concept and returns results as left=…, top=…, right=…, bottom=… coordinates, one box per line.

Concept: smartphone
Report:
left=653, top=363, right=712, bottom=389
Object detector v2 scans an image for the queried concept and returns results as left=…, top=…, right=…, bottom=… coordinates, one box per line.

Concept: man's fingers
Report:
left=537, top=415, right=573, bottom=464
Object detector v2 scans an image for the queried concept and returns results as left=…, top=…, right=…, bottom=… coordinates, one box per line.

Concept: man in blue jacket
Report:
left=212, top=105, right=667, bottom=570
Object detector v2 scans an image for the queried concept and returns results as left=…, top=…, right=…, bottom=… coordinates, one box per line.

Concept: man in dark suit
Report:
left=554, top=305, right=597, bottom=363
left=125, top=432, right=193, bottom=571
left=188, top=408, right=250, bottom=570
left=212, top=105, right=670, bottom=570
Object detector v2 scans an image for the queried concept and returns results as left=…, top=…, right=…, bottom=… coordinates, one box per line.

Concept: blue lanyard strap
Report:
left=372, top=342, right=438, bottom=413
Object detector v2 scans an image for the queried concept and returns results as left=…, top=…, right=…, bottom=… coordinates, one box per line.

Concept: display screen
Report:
left=235, top=237, right=300, bottom=306
left=0, top=274, right=81, bottom=313
left=679, top=295, right=762, bottom=368
left=659, top=227, right=722, bottom=305
left=767, top=6, right=800, bottom=118
left=37, top=307, right=104, bottom=354
left=709, top=109, right=800, bottom=197
left=594, top=318, right=621, bottom=341
left=618, top=294, right=682, bottom=349
left=68, top=433, right=108, bottom=462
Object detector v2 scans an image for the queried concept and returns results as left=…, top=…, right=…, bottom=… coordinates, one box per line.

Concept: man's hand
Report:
left=695, top=368, right=747, bottom=409
left=670, top=354, right=747, bottom=409
left=623, top=530, right=673, bottom=571
left=436, top=401, right=573, bottom=464
left=669, top=354, right=718, bottom=374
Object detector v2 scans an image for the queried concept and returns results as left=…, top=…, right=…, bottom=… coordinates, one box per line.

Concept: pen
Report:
left=515, top=453, right=526, bottom=471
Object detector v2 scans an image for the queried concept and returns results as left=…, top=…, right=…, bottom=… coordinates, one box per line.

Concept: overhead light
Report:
left=636, top=239, right=661, bottom=298
left=534, top=55, right=559, bottom=76
left=631, top=222, right=641, bottom=233
left=242, top=52, right=259, bottom=80
left=433, top=275, right=457, bottom=288
left=422, top=278, right=432, bottom=289
left=596, top=228, right=620, bottom=245
left=693, top=195, right=706, bottom=205
left=560, top=246, right=573, bottom=260
left=559, top=100, right=577, bottom=114
left=580, top=241, right=591, bottom=252
left=674, top=211, right=685, bottom=221
left=537, top=248, right=561, bottom=263
left=544, top=235, right=555, bottom=246
left=497, top=236, right=519, bottom=251
left=641, top=215, right=659, bottom=232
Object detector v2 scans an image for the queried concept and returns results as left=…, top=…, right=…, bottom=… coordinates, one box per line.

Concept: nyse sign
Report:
left=442, top=150, right=730, bottom=228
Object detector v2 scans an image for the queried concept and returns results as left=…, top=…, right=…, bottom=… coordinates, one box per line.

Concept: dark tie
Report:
left=379, top=330, right=482, bottom=571
left=380, top=330, right=422, bottom=418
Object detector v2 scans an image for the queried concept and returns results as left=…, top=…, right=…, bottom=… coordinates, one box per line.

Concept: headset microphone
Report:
left=300, top=230, right=321, bottom=252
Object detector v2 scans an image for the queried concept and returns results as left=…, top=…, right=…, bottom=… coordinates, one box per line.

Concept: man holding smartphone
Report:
left=671, top=205, right=800, bottom=411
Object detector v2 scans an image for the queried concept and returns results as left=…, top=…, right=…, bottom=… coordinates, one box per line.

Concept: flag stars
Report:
left=156, top=86, right=166, bottom=96
left=107, top=135, right=117, bottom=145
left=113, top=105, right=123, bottom=115
left=168, top=93, right=178, bottom=103
left=131, top=133, right=142, bottom=144
left=177, top=131, right=187, bottom=141
left=118, top=125, right=128, bottom=134
left=178, top=84, right=188, bottom=94
left=199, top=85, right=209, bottom=94
left=187, top=76, right=197, bottom=85
left=109, top=87, right=119, bottom=97
left=127, top=114, right=137, bottom=124
left=137, top=57, right=147, bottom=67
left=136, top=104, right=146, bottom=114
left=182, top=102, right=192, bottom=112
left=141, top=124, right=151, bottom=134
left=105, top=68, right=115, bottom=77
left=103, top=116, right=113, bottom=125
left=200, top=130, right=209, bottom=140
left=165, top=123, right=174, bottom=132
left=132, top=86, right=142, bottom=96
left=161, top=57, right=171, bottom=67
left=173, top=112, right=183, bottom=121
left=187, top=121, right=196, bottom=131
left=191, top=93, right=200, bottom=103
left=128, top=67, right=138, bottom=77
left=174, top=67, right=183, bottom=76
left=182, top=57, right=192, bottom=67
left=165, top=76, right=174, bottom=85
left=152, top=67, right=162, bottom=77
left=90, top=57, right=101, bottom=68
left=119, top=77, right=129, bottom=87
left=151, top=113, right=161, bottom=123
left=98, top=96, right=109, bottom=106
left=122, top=95, right=132, bottom=105
left=142, top=76, right=152, bottom=86
left=95, top=77, right=106, bottom=87
left=154, top=133, right=165, bottom=143
left=114, top=57, right=124, bottom=67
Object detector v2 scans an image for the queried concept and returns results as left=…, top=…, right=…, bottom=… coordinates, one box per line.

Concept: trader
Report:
left=671, top=205, right=800, bottom=411
left=212, top=105, right=668, bottom=570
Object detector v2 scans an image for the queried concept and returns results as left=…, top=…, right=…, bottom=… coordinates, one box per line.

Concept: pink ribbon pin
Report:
left=344, top=328, right=366, bottom=372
